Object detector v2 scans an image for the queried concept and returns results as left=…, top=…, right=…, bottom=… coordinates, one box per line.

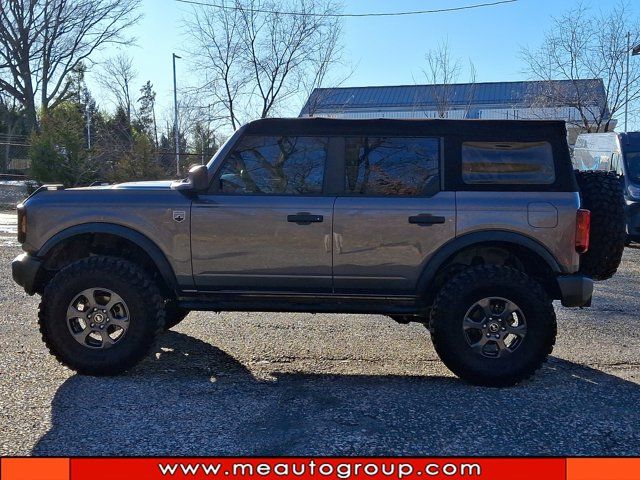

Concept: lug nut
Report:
left=501, top=327, right=506, bottom=331
left=486, top=333, right=491, bottom=337
left=90, top=323, right=95, bottom=328
left=494, top=334, right=500, bottom=338
left=99, top=325, right=104, bottom=330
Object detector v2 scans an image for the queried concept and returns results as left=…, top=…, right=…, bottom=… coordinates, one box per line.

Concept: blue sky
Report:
left=89, top=0, right=621, bottom=120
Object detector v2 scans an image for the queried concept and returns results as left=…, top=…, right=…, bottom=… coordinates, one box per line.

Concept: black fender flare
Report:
left=416, top=230, right=564, bottom=296
left=38, top=222, right=179, bottom=295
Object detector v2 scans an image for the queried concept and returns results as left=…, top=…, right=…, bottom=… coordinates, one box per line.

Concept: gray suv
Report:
left=12, top=118, right=624, bottom=387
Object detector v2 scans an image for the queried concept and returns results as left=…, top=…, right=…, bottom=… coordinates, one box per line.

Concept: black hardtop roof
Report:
left=243, top=117, right=568, bottom=137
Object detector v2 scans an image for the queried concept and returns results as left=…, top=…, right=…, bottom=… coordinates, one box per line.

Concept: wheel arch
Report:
left=418, top=230, right=564, bottom=305
left=36, top=223, right=179, bottom=297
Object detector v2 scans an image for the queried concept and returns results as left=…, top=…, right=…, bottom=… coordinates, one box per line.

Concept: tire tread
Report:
left=430, top=265, right=557, bottom=387
left=575, top=170, right=626, bottom=281
left=38, top=256, right=165, bottom=375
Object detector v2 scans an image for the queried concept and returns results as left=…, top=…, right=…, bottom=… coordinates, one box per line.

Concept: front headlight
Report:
left=628, top=184, right=640, bottom=201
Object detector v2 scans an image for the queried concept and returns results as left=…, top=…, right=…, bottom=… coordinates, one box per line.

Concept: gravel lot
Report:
left=1, top=212, right=639, bottom=456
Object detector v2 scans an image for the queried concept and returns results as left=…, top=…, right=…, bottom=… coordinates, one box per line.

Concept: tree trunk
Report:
left=24, top=98, right=39, bottom=134
left=2, top=141, right=9, bottom=173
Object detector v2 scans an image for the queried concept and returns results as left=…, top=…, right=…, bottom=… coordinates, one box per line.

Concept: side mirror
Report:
left=188, top=165, right=209, bottom=191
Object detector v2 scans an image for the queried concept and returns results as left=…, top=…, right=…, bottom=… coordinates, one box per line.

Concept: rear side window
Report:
left=218, top=135, right=327, bottom=194
left=462, top=141, right=555, bottom=185
left=345, top=137, right=440, bottom=196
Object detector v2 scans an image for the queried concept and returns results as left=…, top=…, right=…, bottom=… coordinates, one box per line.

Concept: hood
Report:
left=70, top=180, right=175, bottom=191
left=113, top=180, right=174, bottom=189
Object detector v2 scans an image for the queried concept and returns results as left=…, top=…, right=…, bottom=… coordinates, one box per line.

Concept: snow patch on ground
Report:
left=0, top=213, right=17, bottom=236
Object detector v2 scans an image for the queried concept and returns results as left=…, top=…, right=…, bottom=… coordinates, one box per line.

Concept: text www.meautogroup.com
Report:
left=157, top=460, right=482, bottom=478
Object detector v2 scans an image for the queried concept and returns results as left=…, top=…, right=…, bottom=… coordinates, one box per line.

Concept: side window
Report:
left=344, top=137, right=440, bottom=196
left=462, top=141, right=555, bottom=185
left=217, top=135, right=327, bottom=194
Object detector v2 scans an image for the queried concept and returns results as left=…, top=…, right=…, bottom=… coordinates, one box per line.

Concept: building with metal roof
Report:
left=300, top=79, right=614, bottom=142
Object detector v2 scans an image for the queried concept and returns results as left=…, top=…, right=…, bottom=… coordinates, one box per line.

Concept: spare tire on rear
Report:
left=575, top=170, right=626, bottom=281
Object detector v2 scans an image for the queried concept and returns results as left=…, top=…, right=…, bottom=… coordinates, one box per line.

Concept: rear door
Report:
left=191, top=134, right=335, bottom=292
left=332, top=136, right=456, bottom=295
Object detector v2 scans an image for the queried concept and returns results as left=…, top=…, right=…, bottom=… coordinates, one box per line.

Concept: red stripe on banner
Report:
left=70, top=458, right=566, bottom=480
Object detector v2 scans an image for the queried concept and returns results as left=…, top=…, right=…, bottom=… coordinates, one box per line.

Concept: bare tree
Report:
left=521, top=2, right=640, bottom=132
left=298, top=21, right=355, bottom=118
left=184, top=0, right=343, bottom=131
left=298, top=16, right=343, bottom=103
left=0, top=87, right=27, bottom=173
left=184, top=0, right=246, bottom=130
left=0, top=0, right=141, bottom=132
left=423, top=39, right=475, bottom=118
left=99, top=53, right=137, bottom=124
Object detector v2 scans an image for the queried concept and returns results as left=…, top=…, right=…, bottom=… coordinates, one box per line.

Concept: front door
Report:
left=191, top=134, right=334, bottom=292
left=332, top=136, right=456, bottom=295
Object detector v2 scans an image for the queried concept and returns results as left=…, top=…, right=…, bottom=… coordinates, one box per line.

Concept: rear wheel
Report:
left=430, top=265, right=556, bottom=387
left=38, top=256, right=165, bottom=375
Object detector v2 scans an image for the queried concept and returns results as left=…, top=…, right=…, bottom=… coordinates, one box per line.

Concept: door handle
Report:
left=287, top=212, right=324, bottom=224
left=408, top=214, right=446, bottom=225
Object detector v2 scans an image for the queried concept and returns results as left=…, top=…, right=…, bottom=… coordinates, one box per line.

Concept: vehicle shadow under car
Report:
left=33, top=330, right=640, bottom=457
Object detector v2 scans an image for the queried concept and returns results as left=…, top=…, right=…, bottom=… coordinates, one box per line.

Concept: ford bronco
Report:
left=12, top=118, right=626, bottom=386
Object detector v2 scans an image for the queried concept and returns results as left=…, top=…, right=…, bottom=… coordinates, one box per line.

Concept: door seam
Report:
left=331, top=196, right=338, bottom=294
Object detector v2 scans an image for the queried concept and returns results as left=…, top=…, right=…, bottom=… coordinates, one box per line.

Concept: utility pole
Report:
left=201, top=129, right=205, bottom=165
left=625, top=33, right=640, bottom=132
left=626, top=32, right=630, bottom=132
left=173, top=53, right=181, bottom=176
left=85, top=104, right=91, bottom=149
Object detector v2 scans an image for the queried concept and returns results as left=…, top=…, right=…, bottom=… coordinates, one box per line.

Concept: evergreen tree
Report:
left=136, top=81, right=158, bottom=148
left=29, top=102, right=98, bottom=186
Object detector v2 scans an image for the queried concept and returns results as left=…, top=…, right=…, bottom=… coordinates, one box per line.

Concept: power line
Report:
left=174, top=0, right=518, bottom=18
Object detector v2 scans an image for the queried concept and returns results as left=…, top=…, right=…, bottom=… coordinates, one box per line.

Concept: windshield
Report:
left=625, top=151, right=640, bottom=184
left=206, top=129, right=243, bottom=170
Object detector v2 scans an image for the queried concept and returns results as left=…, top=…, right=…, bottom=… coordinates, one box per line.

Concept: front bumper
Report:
left=12, top=253, right=43, bottom=296
left=557, top=275, right=593, bottom=307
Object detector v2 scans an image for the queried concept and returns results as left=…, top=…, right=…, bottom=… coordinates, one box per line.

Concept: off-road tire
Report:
left=430, top=265, right=556, bottom=387
left=38, top=256, right=165, bottom=375
left=164, top=301, right=189, bottom=330
left=575, top=170, right=626, bottom=281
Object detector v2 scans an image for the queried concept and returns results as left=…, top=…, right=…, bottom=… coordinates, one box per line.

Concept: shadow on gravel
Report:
left=33, top=331, right=640, bottom=456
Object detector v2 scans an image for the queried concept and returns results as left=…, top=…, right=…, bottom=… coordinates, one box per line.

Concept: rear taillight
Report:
left=17, top=204, right=27, bottom=244
left=575, top=209, right=590, bottom=253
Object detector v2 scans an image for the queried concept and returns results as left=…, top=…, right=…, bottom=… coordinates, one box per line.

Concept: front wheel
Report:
left=430, top=265, right=556, bottom=387
left=38, top=256, right=166, bottom=375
